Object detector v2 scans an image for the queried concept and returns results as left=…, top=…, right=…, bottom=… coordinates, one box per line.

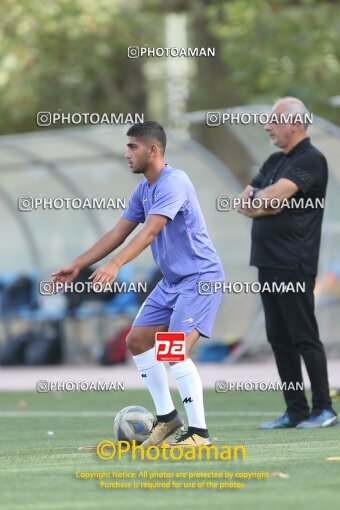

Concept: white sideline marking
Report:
left=0, top=411, right=278, bottom=418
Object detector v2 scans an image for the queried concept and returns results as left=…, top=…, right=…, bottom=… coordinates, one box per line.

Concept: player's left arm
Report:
left=89, top=214, right=167, bottom=285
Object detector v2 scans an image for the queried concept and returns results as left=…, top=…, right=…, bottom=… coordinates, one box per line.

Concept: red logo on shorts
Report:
left=155, top=332, right=186, bottom=362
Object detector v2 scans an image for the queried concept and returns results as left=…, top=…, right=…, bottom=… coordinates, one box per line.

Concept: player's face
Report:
left=265, top=105, right=294, bottom=150
left=125, top=137, right=151, bottom=174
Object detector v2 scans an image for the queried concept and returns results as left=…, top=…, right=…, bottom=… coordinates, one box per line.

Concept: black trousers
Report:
left=258, top=267, right=333, bottom=422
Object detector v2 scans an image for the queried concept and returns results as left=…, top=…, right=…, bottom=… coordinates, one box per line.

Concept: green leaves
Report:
left=1, top=0, right=340, bottom=134
left=204, top=0, right=340, bottom=120
left=0, top=0, right=161, bottom=134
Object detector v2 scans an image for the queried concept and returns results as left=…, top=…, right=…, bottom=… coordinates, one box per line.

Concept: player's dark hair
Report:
left=126, top=121, right=166, bottom=154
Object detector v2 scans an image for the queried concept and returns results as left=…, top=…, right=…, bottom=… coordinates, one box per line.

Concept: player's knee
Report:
left=126, top=329, right=149, bottom=353
left=126, top=327, right=159, bottom=355
left=126, top=330, right=139, bottom=352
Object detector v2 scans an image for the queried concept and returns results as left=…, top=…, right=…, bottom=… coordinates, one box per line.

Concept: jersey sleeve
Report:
left=280, top=152, right=327, bottom=194
left=148, top=176, right=187, bottom=220
left=122, top=184, right=145, bottom=223
left=250, top=153, right=281, bottom=188
left=250, top=164, right=266, bottom=188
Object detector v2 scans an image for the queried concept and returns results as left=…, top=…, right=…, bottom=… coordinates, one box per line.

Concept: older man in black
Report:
left=238, top=97, right=338, bottom=429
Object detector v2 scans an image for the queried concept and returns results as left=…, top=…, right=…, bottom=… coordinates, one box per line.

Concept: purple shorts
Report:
left=133, top=277, right=222, bottom=338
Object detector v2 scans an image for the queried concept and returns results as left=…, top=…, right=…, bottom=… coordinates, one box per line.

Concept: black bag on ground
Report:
left=25, top=322, right=63, bottom=365
left=0, top=331, right=33, bottom=365
left=0, top=322, right=63, bottom=366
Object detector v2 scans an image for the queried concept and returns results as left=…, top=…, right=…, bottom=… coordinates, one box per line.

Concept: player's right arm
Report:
left=51, top=217, right=139, bottom=284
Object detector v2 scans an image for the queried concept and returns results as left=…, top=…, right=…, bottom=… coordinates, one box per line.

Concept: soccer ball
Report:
left=113, top=406, right=154, bottom=444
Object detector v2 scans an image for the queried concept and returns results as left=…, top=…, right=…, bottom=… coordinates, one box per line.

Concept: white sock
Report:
left=170, top=359, right=207, bottom=430
left=132, top=348, right=175, bottom=416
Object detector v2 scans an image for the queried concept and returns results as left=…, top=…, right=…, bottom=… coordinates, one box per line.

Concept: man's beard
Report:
left=132, top=167, right=145, bottom=174
left=132, top=157, right=149, bottom=174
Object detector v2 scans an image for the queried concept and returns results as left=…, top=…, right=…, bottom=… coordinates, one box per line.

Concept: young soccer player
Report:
left=52, top=121, right=224, bottom=446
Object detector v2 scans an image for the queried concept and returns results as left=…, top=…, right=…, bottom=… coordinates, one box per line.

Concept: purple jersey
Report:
left=122, top=165, right=224, bottom=290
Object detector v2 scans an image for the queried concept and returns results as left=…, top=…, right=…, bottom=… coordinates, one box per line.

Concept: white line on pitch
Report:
left=0, top=411, right=278, bottom=418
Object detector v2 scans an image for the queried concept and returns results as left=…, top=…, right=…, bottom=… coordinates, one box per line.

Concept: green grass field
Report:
left=0, top=389, right=339, bottom=510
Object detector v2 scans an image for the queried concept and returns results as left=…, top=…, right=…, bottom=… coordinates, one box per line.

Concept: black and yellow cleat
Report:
left=167, top=428, right=212, bottom=447
left=141, top=413, right=184, bottom=448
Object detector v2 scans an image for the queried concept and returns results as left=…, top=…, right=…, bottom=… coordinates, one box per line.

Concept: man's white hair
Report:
left=274, top=97, right=311, bottom=131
